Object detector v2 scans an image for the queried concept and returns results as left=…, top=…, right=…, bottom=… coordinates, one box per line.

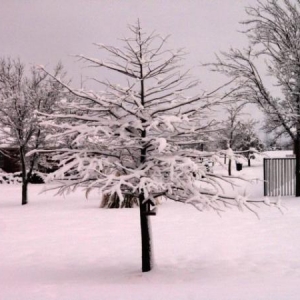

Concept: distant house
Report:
left=0, top=146, right=58, bottom=174
left=0, top=147, right=20, bottom=173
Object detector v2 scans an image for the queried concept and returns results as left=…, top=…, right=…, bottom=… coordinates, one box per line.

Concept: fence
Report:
left=263, top=158, right=296, bottom=197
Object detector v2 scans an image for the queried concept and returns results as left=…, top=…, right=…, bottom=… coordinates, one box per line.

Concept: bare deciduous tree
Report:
left=0, top=58, right=65, bottom=205
left=208, top=0, right=300, bottom=195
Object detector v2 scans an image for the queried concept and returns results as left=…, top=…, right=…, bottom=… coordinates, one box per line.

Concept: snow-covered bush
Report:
left=0, top=170, right=22, bottom=184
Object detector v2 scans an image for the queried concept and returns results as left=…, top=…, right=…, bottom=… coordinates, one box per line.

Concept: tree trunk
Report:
left=248, top=154, right=251, bottom=167
left=22, top=181, right=28, bottom=205
left=295, top=138, right=300, bottom=196
left=20, top=146, right=28, bottom=205
left=138, top=36, right=153, bottom=272
left=228, top=158, right=232, bottom=176
left=139, top=192, right=152, bottom=272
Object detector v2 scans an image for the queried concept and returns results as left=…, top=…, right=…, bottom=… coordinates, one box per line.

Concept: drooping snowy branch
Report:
left=39, top=22, right=267, bottom=213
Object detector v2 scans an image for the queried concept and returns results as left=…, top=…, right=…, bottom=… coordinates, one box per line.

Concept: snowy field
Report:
left=1, top=151, right=300, bottom=300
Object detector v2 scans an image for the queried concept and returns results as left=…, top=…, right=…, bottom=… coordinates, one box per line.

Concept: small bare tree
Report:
left=222, top=102, right=246, bottom=175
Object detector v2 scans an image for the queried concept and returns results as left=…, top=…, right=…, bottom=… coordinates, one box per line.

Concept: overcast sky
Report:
left=0, top=0, right=255, bottom=91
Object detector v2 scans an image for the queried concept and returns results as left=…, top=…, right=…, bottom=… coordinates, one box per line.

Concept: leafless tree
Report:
left=208, top=0, right=300, bottom=195
left=0, top=58, right=65, bottom=205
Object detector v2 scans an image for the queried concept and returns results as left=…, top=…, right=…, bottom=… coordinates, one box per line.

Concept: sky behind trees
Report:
left=0, top=0, right=253, bottom=91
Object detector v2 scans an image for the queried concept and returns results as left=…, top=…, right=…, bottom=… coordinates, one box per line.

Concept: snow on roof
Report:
left=263, top=150, right=294, bottom=158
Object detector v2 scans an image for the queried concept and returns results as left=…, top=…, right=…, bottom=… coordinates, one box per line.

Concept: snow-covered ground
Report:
left=1, top=152, right=300, bottom=300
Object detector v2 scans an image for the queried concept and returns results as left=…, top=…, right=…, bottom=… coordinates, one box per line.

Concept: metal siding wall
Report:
left=292, top=159, right=296, bottom=195
left=263, top=158, right=296, bottom=197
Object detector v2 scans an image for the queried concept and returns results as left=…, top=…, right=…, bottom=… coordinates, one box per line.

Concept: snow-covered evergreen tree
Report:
left=40, top=22, right=263, bottom=272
